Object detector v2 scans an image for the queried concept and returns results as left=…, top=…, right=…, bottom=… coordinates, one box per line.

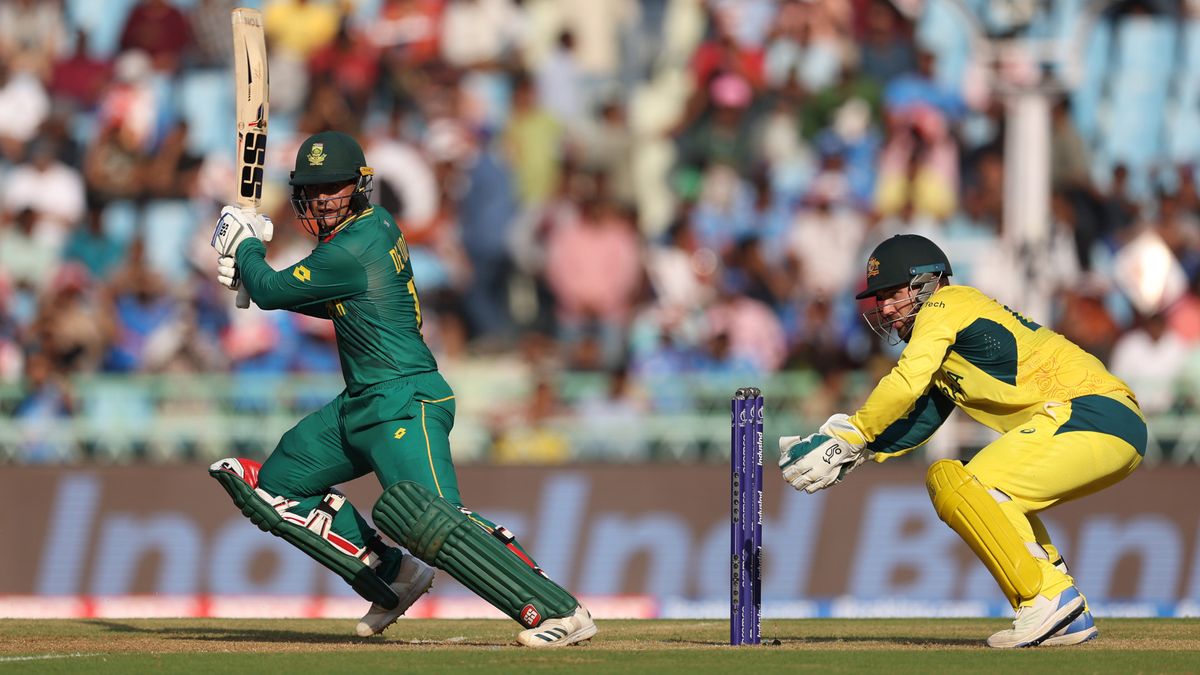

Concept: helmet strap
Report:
left=290, top=175, right=374, bottom=238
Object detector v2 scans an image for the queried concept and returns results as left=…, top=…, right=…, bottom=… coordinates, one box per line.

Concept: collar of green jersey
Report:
left=321, top=206, right=374, bottom=243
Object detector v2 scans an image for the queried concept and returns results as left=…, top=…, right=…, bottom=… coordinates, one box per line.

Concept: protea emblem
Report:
left=307, top=143, right=326, bottom=166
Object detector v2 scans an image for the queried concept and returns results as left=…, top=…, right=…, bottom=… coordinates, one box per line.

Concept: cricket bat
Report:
left=230, top=7, right=269, bottom=309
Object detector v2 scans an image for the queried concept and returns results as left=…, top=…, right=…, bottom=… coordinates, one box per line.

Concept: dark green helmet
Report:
left=290, top=130, right=370, bottom=186
left=855, top=234, right=953, bottom=300
left=857, top=234, right=953, bottom=345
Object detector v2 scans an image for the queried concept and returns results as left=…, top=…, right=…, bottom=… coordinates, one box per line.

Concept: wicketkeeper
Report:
left=209, top=130, right=596, bottom=646
left=779, top=234, right=1144, bottom=648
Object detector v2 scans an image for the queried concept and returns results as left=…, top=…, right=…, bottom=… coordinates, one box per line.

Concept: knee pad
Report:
left=209, top=458, right=400, bottom=609
left=372, top=480, right=578, bottom=628
left=926, top=459, right=1042, bottom=605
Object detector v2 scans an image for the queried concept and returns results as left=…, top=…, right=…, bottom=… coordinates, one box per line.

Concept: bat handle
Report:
left=231, top=202, right=257, bottom=309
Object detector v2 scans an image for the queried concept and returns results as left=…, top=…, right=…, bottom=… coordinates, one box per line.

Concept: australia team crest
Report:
left=866, top=256, right=880, bottom=278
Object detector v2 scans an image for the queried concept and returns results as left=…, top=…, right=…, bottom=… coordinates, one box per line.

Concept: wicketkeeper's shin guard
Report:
left=209, top=458, right=400, bottom=609
left=927, top=459, right=1042, bottom=606
left=372, top=480, right=579, bottom=628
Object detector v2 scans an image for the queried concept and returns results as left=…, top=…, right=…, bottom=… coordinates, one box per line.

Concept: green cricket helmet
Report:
left=289, top=130, right=374, bottom=238
left=857, top=234, right=953, bottom=344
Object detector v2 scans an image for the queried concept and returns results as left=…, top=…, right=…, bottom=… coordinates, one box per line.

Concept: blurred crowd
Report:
left=2, top=0, right=1200, bottom=462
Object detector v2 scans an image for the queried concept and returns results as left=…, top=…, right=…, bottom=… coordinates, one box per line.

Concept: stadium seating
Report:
left=101, top=200, right=140, bottom=245
left=915, top=0, right=972, bottom=91
left=4, top=0, right=1196, bottom=471
left=142, top=199, right=198, bottom=283
left=65, top=0, right=139, bottom=58
left=177, top=68, right=233, bottom=157
left=1113, top=16, right=1175, bottom=73
left=1069, top=17, right=1111, bottom=141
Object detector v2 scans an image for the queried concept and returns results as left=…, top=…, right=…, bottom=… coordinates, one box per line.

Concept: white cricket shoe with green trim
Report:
left=516, top=605, right=597, bottom=647
left=355, top=554, right=434, bottom=637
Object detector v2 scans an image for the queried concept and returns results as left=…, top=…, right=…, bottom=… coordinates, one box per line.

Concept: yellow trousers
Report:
left=964, top=393, right=1145, bottom=607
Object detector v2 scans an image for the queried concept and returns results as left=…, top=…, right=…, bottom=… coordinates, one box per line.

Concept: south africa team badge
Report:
left=307, top=142, right=326, bottom=166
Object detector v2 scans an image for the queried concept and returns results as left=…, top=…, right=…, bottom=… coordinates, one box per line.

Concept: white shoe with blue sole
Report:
left=1041, top=609, right=1098, bottom=646
left=987, top=586, right=1085, bottom=649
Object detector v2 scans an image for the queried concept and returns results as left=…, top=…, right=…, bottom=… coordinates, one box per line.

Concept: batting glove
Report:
left=216, top=255, right=237, bottom=290
left=211, top=205, right=273, bottom=258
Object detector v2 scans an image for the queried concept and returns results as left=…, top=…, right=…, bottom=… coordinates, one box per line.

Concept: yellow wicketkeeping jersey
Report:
left=849, top=285, right=1136, bottom=459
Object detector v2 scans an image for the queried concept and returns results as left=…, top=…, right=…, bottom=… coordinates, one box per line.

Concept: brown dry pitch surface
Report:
left=0, top=618, right=1197, bottom=673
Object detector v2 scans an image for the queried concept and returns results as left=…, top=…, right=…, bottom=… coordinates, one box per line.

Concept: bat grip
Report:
left=231, top=265, right=250, bottom=308
left=232, top=201, right=258, bottom=310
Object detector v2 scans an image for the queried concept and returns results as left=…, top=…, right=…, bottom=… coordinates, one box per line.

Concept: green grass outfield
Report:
left=1, top=618, right=1197, bottom=673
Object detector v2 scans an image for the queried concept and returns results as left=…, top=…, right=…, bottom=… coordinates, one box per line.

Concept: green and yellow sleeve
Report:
left=867, top=388, right=956, bottom=461
left=236, top=238, right=367, bottom=311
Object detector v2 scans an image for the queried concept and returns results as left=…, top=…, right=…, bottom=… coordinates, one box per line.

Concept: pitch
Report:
left=1, top=618, right=1196, bottom=673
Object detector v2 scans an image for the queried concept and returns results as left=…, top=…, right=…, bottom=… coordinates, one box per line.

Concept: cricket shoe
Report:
left=1041, top=609, right=1098, bottom=646
left=355, top=554, right=435, bottom=637
left=516, top=605, right=597, bottom=647
left=986, top=586, right=1084, bottom=649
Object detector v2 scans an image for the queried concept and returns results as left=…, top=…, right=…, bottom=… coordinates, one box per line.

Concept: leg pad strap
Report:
left=372, top=480, right=577, bottom=627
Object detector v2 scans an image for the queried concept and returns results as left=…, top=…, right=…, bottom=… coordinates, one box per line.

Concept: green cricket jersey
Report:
left=236, top=206, right=437, bottom=394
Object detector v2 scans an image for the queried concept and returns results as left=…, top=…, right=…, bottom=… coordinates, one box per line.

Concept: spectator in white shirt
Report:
left=2, top=137, right=86, bottom=250
left=1109, top=311, right=1190, bottom=416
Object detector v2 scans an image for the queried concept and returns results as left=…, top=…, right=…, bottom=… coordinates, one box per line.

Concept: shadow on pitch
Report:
left=80, top=620, right=507, bottom=647
left=80, top=620, right=380, bottom=645
left=768, top=635, right=981, bottom=647
left=658, top=635, right=981, bottom=648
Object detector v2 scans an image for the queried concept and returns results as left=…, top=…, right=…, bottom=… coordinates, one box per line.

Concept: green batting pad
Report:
left=209, top=468, right=399, bottom=609
left=372, top=481, right=578, bottom=627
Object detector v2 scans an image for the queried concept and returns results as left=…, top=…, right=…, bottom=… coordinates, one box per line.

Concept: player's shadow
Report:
left=771, top=634, right=981, bottom=647
left=661, top=635, right=980, bottom=647
left=81, top=620, right=378, bottom=645
left=81, top=620, right=503, bottom=647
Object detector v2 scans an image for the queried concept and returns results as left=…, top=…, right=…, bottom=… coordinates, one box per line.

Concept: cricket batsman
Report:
left=779, top=234, right=1145, bottom=648
left=208, top=130, right=596, bottom=646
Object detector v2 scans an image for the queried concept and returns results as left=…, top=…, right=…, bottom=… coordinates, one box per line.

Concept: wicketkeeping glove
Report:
left=778, top=414, right=873, bottom=494
left=210, top=205, right=273, bottom=258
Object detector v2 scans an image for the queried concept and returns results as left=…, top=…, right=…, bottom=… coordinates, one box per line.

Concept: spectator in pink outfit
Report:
left=544, top=181, right=643, bottom=369
left=702, top=287, right=787, bottom=374
left=874, top=105, right=958, bottom=220
left=1167, top=277, right=1200, bottom=344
